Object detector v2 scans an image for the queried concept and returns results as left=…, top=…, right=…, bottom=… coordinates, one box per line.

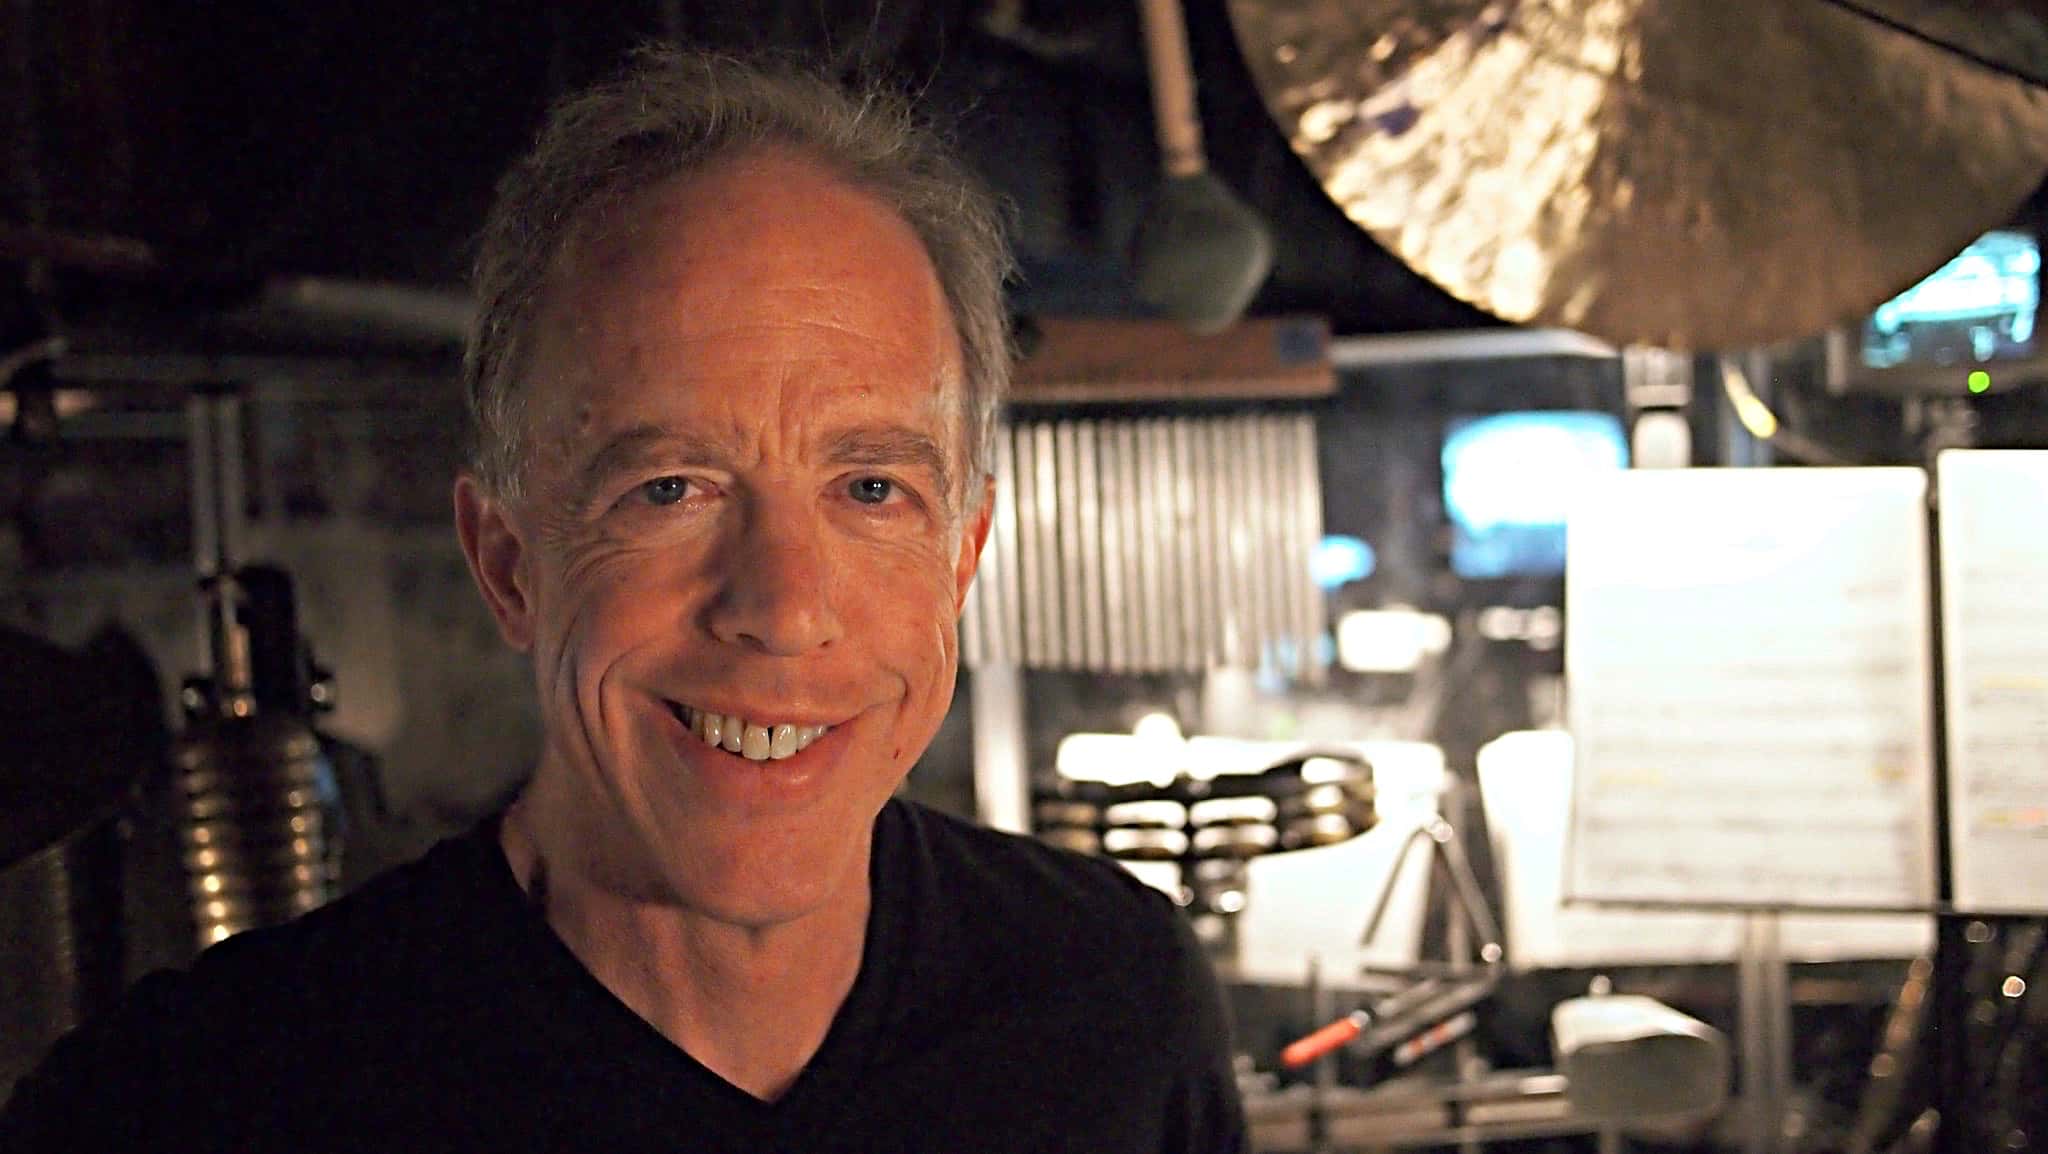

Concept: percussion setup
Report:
left=1033, top=751, right=1376, bottom=869
left=1125, top=1, right=2048, bottom=1138
left=1, top=385, right=357, bottom=1102
left=170, top=392, right=347, bottom=949
left=1030, top=735, right=1731, bottom=1151
left=1035, top=747, right=1384, bottom=1007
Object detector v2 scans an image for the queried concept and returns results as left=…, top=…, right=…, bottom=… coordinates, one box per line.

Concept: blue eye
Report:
left=849, top=477, right=894, bottom=505
left=641, top=477, right=690, bottom=506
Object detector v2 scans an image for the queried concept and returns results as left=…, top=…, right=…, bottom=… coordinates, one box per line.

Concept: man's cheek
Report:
left=871, top=586, right=952, bottom=657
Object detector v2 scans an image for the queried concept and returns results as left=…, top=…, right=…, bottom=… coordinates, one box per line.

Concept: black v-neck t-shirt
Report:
left=3, top=799, right=1247, bottom=1152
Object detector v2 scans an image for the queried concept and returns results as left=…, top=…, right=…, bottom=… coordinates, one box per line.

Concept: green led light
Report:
left=1968, top=370, right=1991, bottom=394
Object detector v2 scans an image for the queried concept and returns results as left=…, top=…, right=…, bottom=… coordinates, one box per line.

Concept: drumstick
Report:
left=1281, top=1010, right=1373, bottom=1068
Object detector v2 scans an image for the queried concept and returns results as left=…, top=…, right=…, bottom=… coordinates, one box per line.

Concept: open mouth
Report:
left=667, top=702, right=833, bottom=762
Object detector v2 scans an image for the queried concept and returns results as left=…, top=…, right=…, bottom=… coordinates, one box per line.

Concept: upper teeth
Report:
left=676, top=705, right=830, bottom=762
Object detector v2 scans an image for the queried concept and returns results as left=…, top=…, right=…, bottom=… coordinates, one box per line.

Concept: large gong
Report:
left=1224, top=0, right=2048, bottom=350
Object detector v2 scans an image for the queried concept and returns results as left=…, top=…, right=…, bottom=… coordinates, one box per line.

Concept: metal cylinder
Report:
left=170, top=712, right=339, bottom=948
left=0, top=625, right=161, bottom=1094
left=0, top=808, right=125, bottom=1094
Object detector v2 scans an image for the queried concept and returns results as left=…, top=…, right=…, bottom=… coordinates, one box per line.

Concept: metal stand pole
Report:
left=1922, top=459, right=1966, bottom=1154
left=1307, top=953, right=1334, bottom=1154
left=1442, top=787, right=1482, bottom=1154
left=1929, top=917, right=1971, bottom=1154
left=969, top=664, right=1031, bottom=834
left=1738, top=911, right=1792, bottom=1154
left=186, top=387, right=251, bottom=706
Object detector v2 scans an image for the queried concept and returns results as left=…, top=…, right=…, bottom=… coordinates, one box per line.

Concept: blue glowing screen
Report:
left=1443, top=411, right=1628, bottom=579
left=1312, top=535, right=1376, bottom=589
left=1863, top=229, right=2039, bottom=370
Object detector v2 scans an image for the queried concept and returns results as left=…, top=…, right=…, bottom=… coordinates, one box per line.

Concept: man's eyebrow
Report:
left=825, top=425, right=953, bottom=497
left=565, top=423, right=727, bottom=512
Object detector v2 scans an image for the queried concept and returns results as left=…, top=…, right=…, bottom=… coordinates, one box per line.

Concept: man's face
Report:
left=458, top=148, right=989, bottom=927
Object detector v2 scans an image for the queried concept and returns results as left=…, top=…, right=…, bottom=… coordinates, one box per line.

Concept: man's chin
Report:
left=639, top=806, right=873, bottom=927
left=656, top=859, right=855, bottom=930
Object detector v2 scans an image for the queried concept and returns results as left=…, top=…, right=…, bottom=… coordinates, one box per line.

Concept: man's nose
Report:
left=704, top=500, right=843, bottom=655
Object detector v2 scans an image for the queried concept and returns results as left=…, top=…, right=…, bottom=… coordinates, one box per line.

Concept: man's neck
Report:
left=498, top=797, right=872, bottom=1102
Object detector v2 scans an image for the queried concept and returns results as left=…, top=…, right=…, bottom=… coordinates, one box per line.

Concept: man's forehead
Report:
left=553, top=149, right=937, bottom=302
left=522, top=162, right=965, bottom=444
left=541, top=373, right=959, bottom=446
left=533, top=160, right=956, bottom=363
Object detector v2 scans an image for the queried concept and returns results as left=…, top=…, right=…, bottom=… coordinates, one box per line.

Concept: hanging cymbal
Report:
left=1224, top=0, right=2048, bottom=350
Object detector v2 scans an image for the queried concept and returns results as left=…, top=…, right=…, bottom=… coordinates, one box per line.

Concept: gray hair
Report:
left=464, top=47, right=1014, bottom=511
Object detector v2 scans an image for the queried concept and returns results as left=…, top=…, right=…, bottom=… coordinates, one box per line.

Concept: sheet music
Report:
left=1480, top=731, right=1931, bottom=968
left=1939, top=451, right=2048, bottom=915
left=1565, top=469, right=1937, bottom=911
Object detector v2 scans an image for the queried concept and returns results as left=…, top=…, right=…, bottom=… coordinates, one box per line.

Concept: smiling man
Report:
left=2, top=49, right=1246, bottom=1153
left=462, top=134, right=993, bottom=1107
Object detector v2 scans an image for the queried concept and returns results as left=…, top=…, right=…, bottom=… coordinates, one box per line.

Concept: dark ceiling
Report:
left=1, top=0, right=1500, bottom=347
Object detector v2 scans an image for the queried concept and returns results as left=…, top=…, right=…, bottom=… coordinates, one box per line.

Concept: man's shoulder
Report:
left=1, top=823, right=516, bottom=1149
left=891, top=799, right=1177, bottom=910
left=191, top=820, right=507, bottom=992
left=867, top=802, right=1244, bottom=1152
left=884, top=799, right=1190, bottom=968
left=111, top=823, right=507, bottom=1038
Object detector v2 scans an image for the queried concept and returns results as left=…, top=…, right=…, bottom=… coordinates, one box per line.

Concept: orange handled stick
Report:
left=1280, top=1011, right=1371, bottom=1068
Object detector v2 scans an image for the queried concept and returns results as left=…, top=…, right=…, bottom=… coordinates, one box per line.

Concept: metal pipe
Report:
left=1329, top=329, right=1618, bottom=368
left=1167, top=419, right=1199, bottom=670
left=1033, top=423, right=1062, bottom=667
left=1097, top=421, right=1128, bottom=674
left=1244, top=415, right=1277, bottom=677
left=1291, top=415, right=1327, bottom=684
left=185, top=389, right=253, bottom=707
left=1125, top=422, right=1154, bottom=670
left=1738, top=912, right=1792, bottom=1154
left=260, top=278, right=473, bottom=341
left=970, top=664, right=1031, bottom=834
left=1075, top=420, right=1106, bottom=669
left=1135, top=0, right=1206, bottom=178
left=1181, top=418, right=1216, bottom=667
left=1212, top=417, right=1245, bottom=668
left=1144, top=419, right=1175, bottom=670
left=1055, top=420, right=1085, bottom=667
left=994, top=424, right=1024, bottom=662
left=1015, top=424, right=1045, bottom=667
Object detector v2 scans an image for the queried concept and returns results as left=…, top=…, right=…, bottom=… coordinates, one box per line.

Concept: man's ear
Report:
left=952, top=474, right=996, bottom=611
left=454, top=474, right=536, bottom=653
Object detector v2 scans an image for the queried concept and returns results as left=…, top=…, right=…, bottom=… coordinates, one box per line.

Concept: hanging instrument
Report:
left=1223, top=0, right=2048, bottom=349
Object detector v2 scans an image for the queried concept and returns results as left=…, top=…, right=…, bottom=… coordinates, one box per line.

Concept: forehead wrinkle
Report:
left=642, top=295, right=936, bottom=372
